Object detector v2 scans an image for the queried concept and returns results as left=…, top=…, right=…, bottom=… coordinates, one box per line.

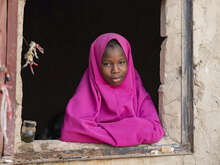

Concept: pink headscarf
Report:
left=60, top=33, right=164, bottom=146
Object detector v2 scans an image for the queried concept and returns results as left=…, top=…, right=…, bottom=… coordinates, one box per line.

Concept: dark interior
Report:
left=21, top=0, right=164, bottom=139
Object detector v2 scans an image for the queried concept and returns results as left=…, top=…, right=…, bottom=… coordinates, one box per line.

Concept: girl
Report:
left=60, top=33, right=164, bottom=146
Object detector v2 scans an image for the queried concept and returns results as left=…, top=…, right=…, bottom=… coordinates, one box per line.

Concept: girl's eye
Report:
left=103, top=63, right=111, bottom=67
left=119, top=60, right=126, bottom=65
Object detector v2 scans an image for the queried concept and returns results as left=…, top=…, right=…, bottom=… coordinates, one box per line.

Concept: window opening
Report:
left=21, top=0, right=163, bottom=140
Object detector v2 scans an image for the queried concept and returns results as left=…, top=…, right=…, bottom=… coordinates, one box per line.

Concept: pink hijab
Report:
left=60, top=33, right=164, bottom=146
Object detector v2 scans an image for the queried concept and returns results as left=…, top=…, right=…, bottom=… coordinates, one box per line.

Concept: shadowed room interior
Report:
left=21, top=0, right=164, bottom=139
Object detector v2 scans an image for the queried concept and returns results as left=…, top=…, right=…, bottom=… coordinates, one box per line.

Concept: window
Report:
left=21, top=0, right=163, bottom=139
left=1, top=0, right=193, bottom=163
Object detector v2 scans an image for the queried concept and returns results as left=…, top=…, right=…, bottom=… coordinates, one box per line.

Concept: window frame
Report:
left=3, top=0, right=193, bottom=163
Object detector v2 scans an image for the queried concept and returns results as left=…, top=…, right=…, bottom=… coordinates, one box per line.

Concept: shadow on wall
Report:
left=21, top=0, right=164, bottom=139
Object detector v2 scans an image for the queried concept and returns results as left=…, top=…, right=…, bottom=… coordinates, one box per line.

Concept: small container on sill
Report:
left=21, top=120, right=37, bottom=143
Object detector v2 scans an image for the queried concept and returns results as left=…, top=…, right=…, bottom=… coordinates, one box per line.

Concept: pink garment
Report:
left=60, top=33, right=164, bottom=146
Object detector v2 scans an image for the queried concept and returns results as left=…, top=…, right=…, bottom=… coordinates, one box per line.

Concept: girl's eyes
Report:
left=102, top=60, right=126, bottom=67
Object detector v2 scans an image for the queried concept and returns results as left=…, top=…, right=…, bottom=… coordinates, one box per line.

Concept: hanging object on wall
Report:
left=22, top=40, right=44, bottom=75
left=5, top=72, right=11, bottom=82
left=0, top=84, right=12, bottom=145
left=0, top=65, right=11, bottom=82
left=0, top=66, right=12, bottom=145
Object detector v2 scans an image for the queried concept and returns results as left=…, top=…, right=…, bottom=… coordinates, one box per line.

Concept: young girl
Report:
left=60, top=33, right=164, bottom=146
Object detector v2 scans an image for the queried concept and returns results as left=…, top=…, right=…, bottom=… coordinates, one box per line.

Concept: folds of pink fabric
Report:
left=60, top=33, right=164, bottom=146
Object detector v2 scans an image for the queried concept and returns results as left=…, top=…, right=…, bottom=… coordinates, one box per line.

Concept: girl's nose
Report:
left=112, top=64, right=119, bottom=73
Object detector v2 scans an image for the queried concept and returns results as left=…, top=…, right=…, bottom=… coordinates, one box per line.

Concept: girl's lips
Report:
left=111, top=77, right=121, bottom=82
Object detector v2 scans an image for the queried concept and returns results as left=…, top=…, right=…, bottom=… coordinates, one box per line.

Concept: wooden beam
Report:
left=14, top=143, right=190, bottom=164
left=0, top=0, right=8, bottom=157
left=4, top=0, right=18, bottom=156
left=181, top=0, right=194, bottom=150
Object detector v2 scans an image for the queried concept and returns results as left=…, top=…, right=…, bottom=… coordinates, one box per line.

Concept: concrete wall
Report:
left=15, top=0, right=220, bottom=164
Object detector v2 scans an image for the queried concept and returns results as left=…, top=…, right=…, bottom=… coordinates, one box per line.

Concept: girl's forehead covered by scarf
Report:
left=91, top=33, right=131, bottom=65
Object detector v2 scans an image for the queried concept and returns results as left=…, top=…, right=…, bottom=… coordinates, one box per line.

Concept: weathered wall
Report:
left=15, top=0, right=220, bottom=164
left=14, top=0, right=25, bottom=152
left=159, top=0, right=182, bottom=143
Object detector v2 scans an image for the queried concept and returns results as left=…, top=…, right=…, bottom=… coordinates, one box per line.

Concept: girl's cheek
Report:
left=107, top=67, right=113, bottom=73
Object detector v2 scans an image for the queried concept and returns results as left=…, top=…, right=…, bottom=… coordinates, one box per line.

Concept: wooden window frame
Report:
left=1, top=0, right=193, bottom=163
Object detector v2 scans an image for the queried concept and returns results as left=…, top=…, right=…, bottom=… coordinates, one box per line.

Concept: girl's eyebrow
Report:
left=120, top=56, right=127, bottom=60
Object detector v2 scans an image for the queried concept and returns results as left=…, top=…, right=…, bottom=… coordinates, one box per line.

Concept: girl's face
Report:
left=100, top=45, right=128, bottom=86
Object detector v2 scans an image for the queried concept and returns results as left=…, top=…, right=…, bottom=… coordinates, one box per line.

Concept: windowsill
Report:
left=14, top=136, right=192, bottom=164
left=16, top=136, right=173, bottom=153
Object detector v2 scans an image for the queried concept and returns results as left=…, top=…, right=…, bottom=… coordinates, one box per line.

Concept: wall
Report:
left=15, top=0, right=220, bottom=164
